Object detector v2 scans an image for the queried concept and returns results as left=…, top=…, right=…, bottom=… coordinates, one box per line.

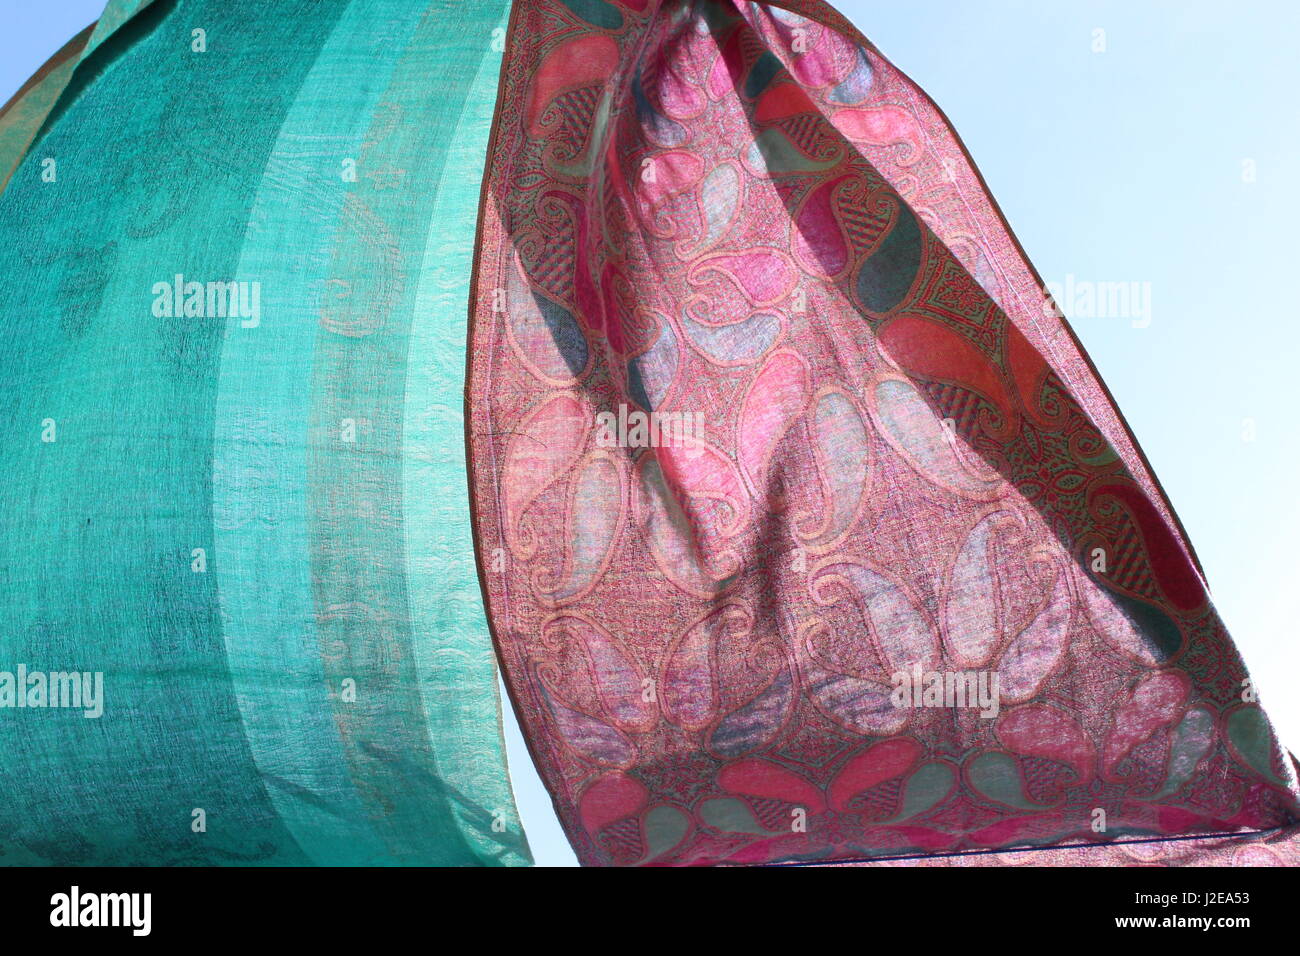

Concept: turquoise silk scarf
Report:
left=0, top=0, right=527, bottom=866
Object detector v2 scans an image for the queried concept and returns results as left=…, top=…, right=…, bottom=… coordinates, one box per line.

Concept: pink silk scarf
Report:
left=468, top=0, right=1300, bottom=865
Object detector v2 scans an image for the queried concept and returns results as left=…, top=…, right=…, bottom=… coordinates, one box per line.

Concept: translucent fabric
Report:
left=466, top=0, right=1300, bottom=866
left=0, top=0, right=529, bottom=865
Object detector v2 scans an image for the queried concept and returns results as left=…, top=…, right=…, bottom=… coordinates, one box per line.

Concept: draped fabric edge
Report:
left=0, top=22, right=94, bottom=194
left=0, top=0, right=165, bottom=195
left=776, top=0, right=1211, bottom=583
left=463, top=0, right=581, bottom=862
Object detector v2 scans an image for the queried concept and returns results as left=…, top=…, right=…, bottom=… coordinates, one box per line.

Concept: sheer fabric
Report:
left=466, top=0, right=1300, bottom=866
left=0, top=0, right=528, bottom=865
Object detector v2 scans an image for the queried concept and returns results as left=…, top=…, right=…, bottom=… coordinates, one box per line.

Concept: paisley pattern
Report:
left=467, top=0, right=1300, bottom=866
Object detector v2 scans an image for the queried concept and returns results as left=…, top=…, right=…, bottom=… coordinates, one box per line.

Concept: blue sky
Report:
left=4, top=1, right=1296, bottom=867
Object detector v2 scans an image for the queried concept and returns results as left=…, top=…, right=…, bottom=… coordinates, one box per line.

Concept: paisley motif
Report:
left=543, top=614, right=655, bottom=732
left=632, top=448, right=741, bottom=598
left=537, top=669, right=637, bottom=768
left=833, top=105, right=924, bottom=164
left=678, top=161, right=741, bottom=256
left=505, top=250, right=590, bottom=384
left=688, top=248, right=797, bottom=307
left=737, top=349, right=810, bottom=500
left=810, top=560, right=940, bottom=674
left=681, top=308, right=781, bottom=365
left=796, top=386, right=873, bottom=549
left=661, top=603, right=747, bottom=731
left=878, top=312, right=1017, bottom=440
left=1101, top=670, right=1191, bottom=781
left=503, top=393, right=589, bottom=560
left=525, top=34, right=620, bottom=136
left=866, top=374, right=1002, bottom=500
left=535, top=451, right=625, bottom=604
left=855, top=189, right=923, bottom=314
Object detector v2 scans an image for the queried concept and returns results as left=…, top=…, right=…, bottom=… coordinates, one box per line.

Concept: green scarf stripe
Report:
left=213, top=0, right=433, bottom=867
left=304, top=0, right=523, bottom=866
left=0, top=0, right=348, bottom=866
left=402, top=5, right=530, bottom=866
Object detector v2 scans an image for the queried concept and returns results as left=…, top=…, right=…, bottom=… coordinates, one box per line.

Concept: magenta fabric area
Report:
left=466, top=0, right=1300, bottom=866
